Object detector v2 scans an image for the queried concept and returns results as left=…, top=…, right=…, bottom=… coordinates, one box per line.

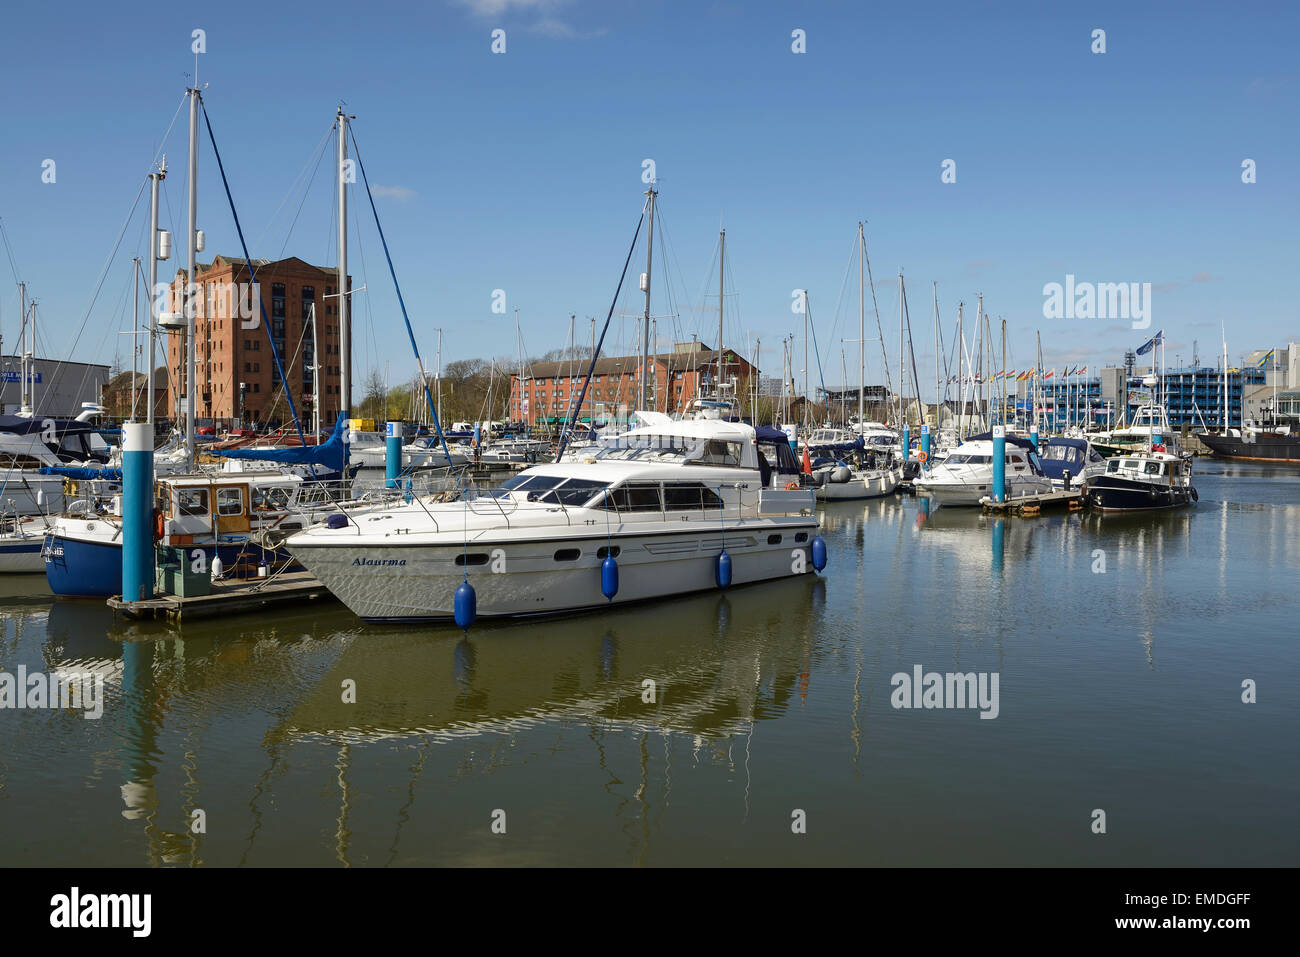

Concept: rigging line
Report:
left=0, top=217, right=25, bottom=284
left=348, top=124, right=454, bottom=467
left=35, top=172, right=149, bottom=418
left=826, top=234, right=859, bottom=379
left=555, top=206, right=646, bottom=462
left=254, top=120, right=335, bottom=254
left=200, top=98, right=307, bottom=448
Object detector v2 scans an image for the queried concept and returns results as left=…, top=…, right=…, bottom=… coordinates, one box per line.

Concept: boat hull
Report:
left=1085, top=475, right=1196, bottom=513
left=44, top=526, right=295, bottom=597
left=289, top=522, right=821, bottom=622
left=0, top=537, right=45, bottom=573
left=1197, top=432, right=1300, bottom=463
left=815, top=469, right=898, bottom=501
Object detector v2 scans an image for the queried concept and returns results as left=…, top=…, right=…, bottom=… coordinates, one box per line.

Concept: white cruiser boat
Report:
left=286, top=416, right=822, bottom=622
left=912, top=433, right=1052, bottom=506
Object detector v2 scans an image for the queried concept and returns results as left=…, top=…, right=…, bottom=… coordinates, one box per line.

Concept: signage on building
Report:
left=1, top=371, right=42, bottom=383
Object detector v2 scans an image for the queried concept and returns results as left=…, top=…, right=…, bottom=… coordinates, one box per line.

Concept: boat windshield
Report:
left=596, top=434, right=744, bottom=467
left=1041, top=445, right=1083, bottom=465
left=945, top=453, right=991, bottom=465
left=483, top=474, right=610, bottom=506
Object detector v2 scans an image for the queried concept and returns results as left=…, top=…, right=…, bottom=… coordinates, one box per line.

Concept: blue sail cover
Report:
left=209, top=413, right=349, bottom=472
left=37, top=466, right=123, bottom=480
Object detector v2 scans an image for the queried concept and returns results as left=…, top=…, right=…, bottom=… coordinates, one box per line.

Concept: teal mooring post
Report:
left=902, top=424, right=910, bottom=463
left=386, top=421, right=403, bottom=489
left=121, top=422, right=154, bottom=603
left=920, top=424, right=931, bottom=470
left=1029, top=425, right=1039, bottom=451
left=992, top=425, right=1007, bottom=504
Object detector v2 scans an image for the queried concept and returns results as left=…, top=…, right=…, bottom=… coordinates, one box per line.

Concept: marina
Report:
left=0, top=3, right=1293, bottom=922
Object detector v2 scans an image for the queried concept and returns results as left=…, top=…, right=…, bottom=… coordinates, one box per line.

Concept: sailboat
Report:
left=812, top=224, right=899, bottom=501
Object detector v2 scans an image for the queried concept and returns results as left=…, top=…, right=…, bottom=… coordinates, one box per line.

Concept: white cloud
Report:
left=370, top=185, right=416, bottom=202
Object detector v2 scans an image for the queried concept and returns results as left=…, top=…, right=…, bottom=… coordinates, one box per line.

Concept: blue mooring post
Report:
left=121, top=422, right=154, bottom=603
left=920, top=424, right=931, bottom=471
left=902, top=424, right=910, bottom=463
left=992, top=425, right=1007, bottom=504
left=1029, top=425, right=1039, bottom=452
left=386, top=421, right=403, bottom=489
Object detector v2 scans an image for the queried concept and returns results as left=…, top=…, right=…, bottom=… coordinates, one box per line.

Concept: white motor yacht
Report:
left=286, top=415, right=823, bottom=622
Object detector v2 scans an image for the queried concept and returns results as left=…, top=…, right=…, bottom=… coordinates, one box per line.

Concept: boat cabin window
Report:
left=596, top=483, right=663, bottom=512
left=662, top=483, right=724, bottom=510
left=946, top=453, right=992, bottom=465
left=252, top=486, right=294, bottom=511
left=1121, top=460, right=1139, bottom=471
left=176, top=488, right=209, bottom=517
left=1106, top=460, right=1120, bottom=473
left=216, top=487, right=244, bottom=516
left=1143, top=461, right=1162, bottom=475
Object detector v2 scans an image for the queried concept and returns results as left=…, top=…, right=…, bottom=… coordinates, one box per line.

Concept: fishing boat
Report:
left=285, top=415, right=822, bottom=622
left=912, top=432, right=1052, bottom=506
left=1085, top=450, right=1197, bottom=513
left=1092, top=404, right=1180, bottom=458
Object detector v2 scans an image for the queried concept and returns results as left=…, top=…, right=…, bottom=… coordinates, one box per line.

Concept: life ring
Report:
left=152, top=508, right=165, bottom=542
left=785, top=480, right=801, bottom=490
left=917, top=450, right=928, bottom=464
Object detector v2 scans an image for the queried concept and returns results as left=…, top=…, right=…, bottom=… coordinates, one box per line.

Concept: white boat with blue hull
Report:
left=287, top=417, right=824, bottom=623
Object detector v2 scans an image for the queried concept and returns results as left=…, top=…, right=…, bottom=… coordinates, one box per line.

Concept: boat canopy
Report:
left=37, top=466, right=123, bottom=480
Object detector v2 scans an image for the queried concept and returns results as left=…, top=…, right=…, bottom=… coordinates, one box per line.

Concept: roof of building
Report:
left=520, top=348, right=752, bottom=380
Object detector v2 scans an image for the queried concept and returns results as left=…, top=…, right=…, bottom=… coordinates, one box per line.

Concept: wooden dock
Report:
left=980, top=488, right=1085, bottom=516
left=107, top=570, right=339, bottom=622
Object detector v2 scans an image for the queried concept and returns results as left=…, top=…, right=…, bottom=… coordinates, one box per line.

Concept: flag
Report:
left=1258, top=349, right=1275, bottom=367
left=801, top=447, right=812, bottom=475
left=1136, top=330, right=1163, bottom=356
left=1044, top=370, right=1055, bottom=379
left=1078, top=366, right=1086, bottom=375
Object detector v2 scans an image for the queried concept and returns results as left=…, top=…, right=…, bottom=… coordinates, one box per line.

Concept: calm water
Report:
left=1, top=461, right=1297, bottom=866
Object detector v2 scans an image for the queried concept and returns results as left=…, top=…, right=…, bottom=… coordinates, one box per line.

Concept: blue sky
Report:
left=1, top=0, right=1296, bottom=399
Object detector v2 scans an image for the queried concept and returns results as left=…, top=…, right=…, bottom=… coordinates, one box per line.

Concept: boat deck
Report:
left=107, top=570, right=338, bottom=622
left=979, top=488, right=1085, bottom=515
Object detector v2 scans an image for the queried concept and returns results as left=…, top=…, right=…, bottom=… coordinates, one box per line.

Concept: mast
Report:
left=898, top=273, right=904, bottom=426
left=310, top=302, right=320, bottom=436
left=858, top=222, right=865, bottom=427
left=933, top=282, right=940, bottom=433
left=337, top=107, right=351, bottom=420
left=1035, top=330, right=1043, bottom=434
left=436, top=327, right=443, bottom=430
left=131, top=258, right=140, bottom=420
left=1000, top=318, right=1007, bottom=427
left=717, top=228, right=725, bottom=397
left=803, top=291, right=810, bottom=429
left=146, top=158, right=165, bottom=429
left=639, top=185, right=657, bottom=410
left=17, top=281, right=28, bottom=415
left=955, top=301, right=964, bottom=436
left=184, top=85, right=199, bottom=466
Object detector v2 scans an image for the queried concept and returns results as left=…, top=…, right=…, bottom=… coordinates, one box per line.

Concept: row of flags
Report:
left=943, top=366, right=1089, bottom=384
